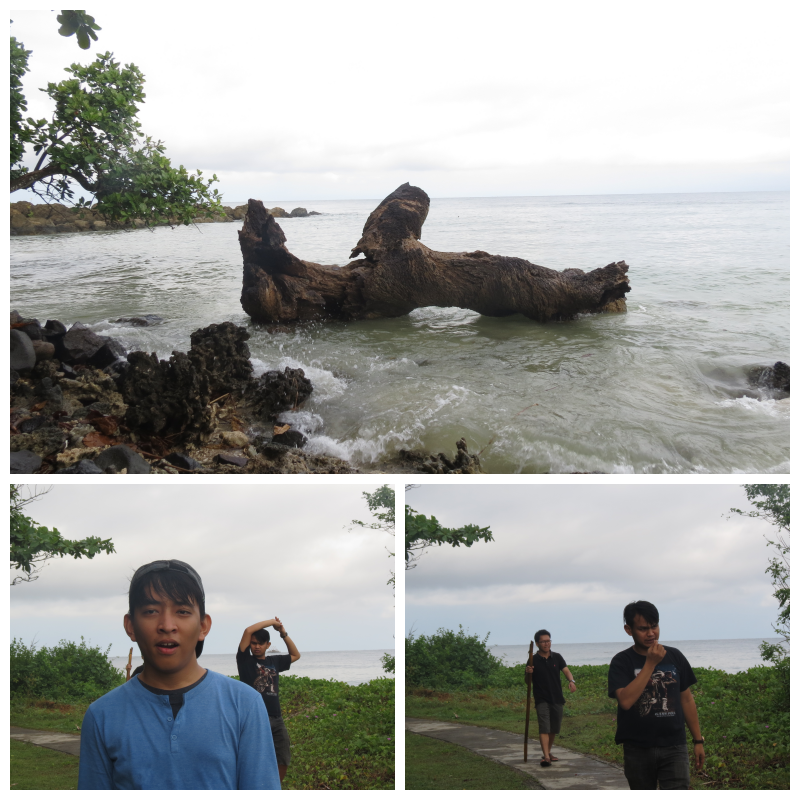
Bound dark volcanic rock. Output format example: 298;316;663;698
272;428;307;448
18;415;49;434
747;361;790;394
94;444;151;474
56;459;104;474
188;321;253;397
400;437;483;474
11;449;42;474
60;324;127;368
114;315;164;327
164;452;203;471
249;367;313;419
216;453;248;467
11;330;36;371
119;351;212;440
44;319;68;337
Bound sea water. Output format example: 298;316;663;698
489;638;785;674
10;191;788;473
110;648;393;685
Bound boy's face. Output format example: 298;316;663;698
250;636;269;659
536;634;552;654
124;587;211;675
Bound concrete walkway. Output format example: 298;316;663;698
11;727;81;757
406;717;629;790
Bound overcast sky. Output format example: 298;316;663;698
10;484;395;656
11;3;788;203
405;484;785;645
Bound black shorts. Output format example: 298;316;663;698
270;716;291;766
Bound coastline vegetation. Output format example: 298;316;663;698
10;639;393;790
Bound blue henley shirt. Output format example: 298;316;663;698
77;669;281;789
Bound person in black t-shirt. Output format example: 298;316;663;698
608;600;705;790
524;629;577;766
237;617;301;783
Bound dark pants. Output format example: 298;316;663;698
270;716;292;766
623;743;690;790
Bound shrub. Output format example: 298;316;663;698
406;625;504;690
10;637;124;702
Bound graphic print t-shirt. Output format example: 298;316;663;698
236;650;292;717
607;645;696;747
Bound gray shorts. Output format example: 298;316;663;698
535;702;564;734
270;716;291;766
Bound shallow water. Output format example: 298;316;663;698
10;191;789;473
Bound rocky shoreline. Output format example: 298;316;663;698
10;201;321;236
10;311;484;474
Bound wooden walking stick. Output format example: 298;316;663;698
125;647;133;682
523;640;534;763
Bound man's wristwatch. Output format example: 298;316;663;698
280;631;288;639
693;737;705;745
568;680;576;684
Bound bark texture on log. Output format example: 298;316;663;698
240;183;630;324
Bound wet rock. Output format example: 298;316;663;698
272;429;307;448
94;444;151;474
188;321;253;397
400;437;483;474
119;351;212;440
60;324;126;368
164;452;203;471
11;330;36;371
114;315;164;327
216;453;248;467
44;319;68;337
249;367;313;419
748;361;790;394
11;450;42;474
56;459;104;474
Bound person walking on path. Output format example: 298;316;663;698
524;629;577;767
237;617;301;783
78;560;281;790
608;600;705;790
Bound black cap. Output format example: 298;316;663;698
130;560;207;657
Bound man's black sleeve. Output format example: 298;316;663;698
273;654;292;672
236;648;255;684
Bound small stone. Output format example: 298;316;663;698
164;452;203;471
216;453;248;467
11;450;42;474
221;430;249;448
94;444;151;474
55;459;104;474
31;340;55;362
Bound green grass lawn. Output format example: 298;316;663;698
11;675;394;790
405;731;542;790
10;739;79;790
406;664;789;790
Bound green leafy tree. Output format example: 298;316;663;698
56;10;101;50
405;486;493;569
10;28;223;227
730;484;789;661
352;485;395;591
10;485;115;585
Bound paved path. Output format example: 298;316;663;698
406;717;629;790
11;727;81;757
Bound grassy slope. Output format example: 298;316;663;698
11;675;394;791
406;664;789;790
405;731;542;790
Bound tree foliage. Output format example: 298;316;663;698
56;11;101;50
9;30;223;227
405;490;493;569
730;484;789;696
10;485;115;585
352;485;395;591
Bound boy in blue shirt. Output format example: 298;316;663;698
78;559;281;790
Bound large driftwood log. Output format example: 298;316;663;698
240;183;630;324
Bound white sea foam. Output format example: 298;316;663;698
716;396;789;418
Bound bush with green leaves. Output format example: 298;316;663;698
10;637;124;702
406;625;505;689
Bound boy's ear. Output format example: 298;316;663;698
198;614;212;641
123;613;137;642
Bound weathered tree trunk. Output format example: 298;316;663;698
239;183;630;324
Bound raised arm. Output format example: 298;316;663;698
273;617;301;662
614;643;666;710
238;619;278;652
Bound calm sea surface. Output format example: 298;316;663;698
110;648;393;685
10;191;789;473
489;638;785;674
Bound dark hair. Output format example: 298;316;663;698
534;629;551;644
128;570;207;658
251;628;271;644
623;600;659;628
